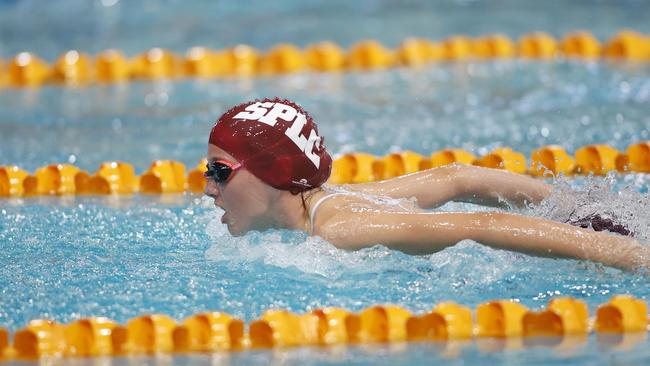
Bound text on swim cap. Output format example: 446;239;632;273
233;102;322;168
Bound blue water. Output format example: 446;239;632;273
2;1;650;365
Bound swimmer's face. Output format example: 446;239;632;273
205;144;276;236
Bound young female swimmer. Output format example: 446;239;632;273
204;98;650;272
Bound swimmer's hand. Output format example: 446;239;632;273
318;210;650;273
343;163;552;209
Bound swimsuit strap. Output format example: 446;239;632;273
309;192;348;235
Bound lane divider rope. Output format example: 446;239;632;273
1;142;648;197
0;295;647;360
0;30;649;88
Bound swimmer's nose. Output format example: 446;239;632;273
204;179;220;199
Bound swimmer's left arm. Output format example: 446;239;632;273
343;163;552;209
319;211;650;272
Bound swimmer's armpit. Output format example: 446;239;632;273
318;210;650;272
343;163;552;210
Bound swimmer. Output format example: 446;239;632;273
205;98;650;272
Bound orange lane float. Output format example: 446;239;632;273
124;314;177;354
473;147;527;174
616;141;650;173
372;151;425;180
64;317;122;357
518;32;558;59
442;35;474;60
23;164;82;196
595;295;648;333
186;159;208;193
603;30;650;61
406;302;473;341
249;310;320;348
50;50;93;85
304;41;346;72
184;47;222;79
139;160;186;194
522;298;589;337
574;144;620;175
130;48;183;80
473;34;516;59
329;152;378;184
560;31;601;60
311;307;359;345
96;49;130;83
476;300;529;338
13;320;67;359
356;305;411;343
420;149;477;170
0;166;29;197
172;312;244;352
346;40;395;70
221;45;260;77
7;52;50;87
258;44;307;75
397;38;444;66
530;145;576;177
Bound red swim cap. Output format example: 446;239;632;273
209;98;332;193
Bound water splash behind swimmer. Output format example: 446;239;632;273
530;172;650;241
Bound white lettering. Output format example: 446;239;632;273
233;101;273;121
284;112;308;151
258;103;297;127
303;130;321;168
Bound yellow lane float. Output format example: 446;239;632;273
595;295;648;333
0;166;29;197
130;48;183;80
372;151;425;180
574;144;620;175
50;50;93;85
474;34;516;59
64;317;121;357
476;300;529;338
442;35;474;60
560;31;601;60
407;302;472;340
311;307;359;345
420;149;476;170
522;298;589;337
8;52;50;87
184;47;222;79
221;45;259;77
172;312;244;352
13;320;66;359
22;164;81;196
258;44;307;75
139;160;186;194
346;40;394;70
618;141;650;173
518;32;558;59
125;314;177;354
96;49;130;83
187;159;208;193
473;147;527;174
305;41;345;72
530;145;575;177
356;305;411;343
329;153;378;184
249;310;319;348
603;30;650;61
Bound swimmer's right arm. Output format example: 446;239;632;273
343;163;553;209
319;211;650;272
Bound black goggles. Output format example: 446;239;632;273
204;160;241;184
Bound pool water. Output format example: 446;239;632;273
2;0;650;365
